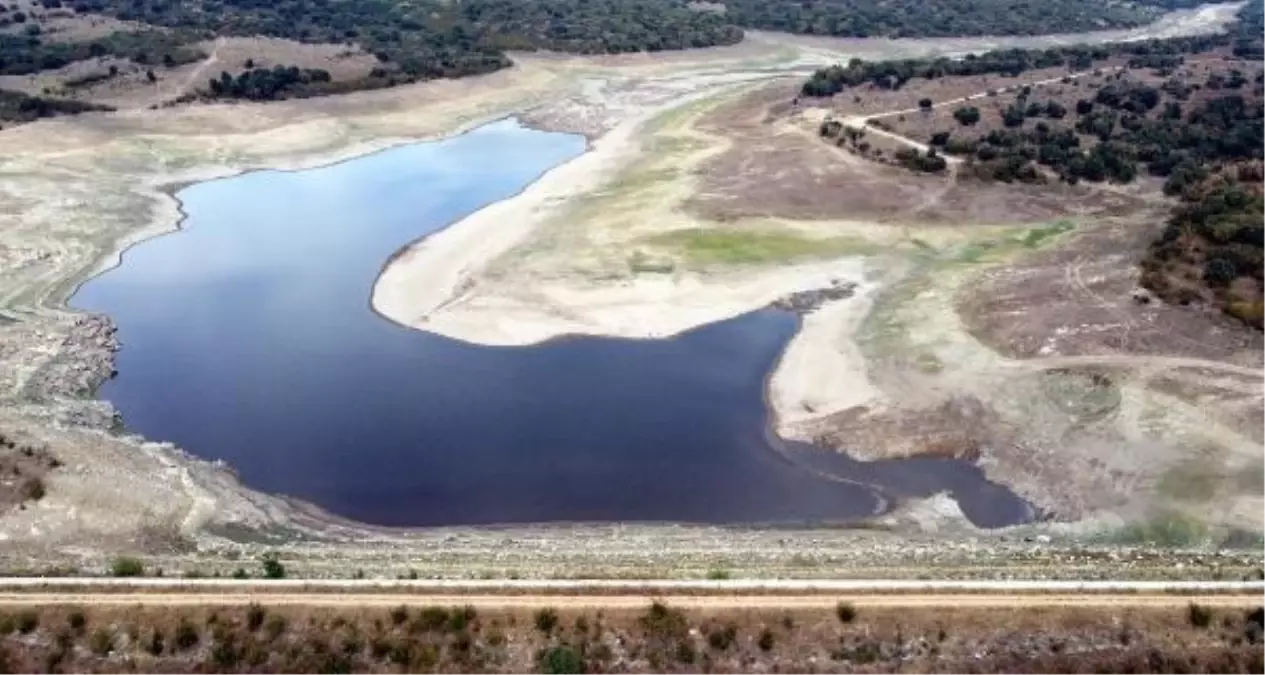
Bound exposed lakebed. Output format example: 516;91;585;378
72;119;1031;528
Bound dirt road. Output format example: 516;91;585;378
0;592;1257;609
0;579;1258;608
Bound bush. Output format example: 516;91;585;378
535;608;559;635
89;629;112;655
246;603;266;631
919;97;933;108
415;606;448;631
674;640;697;663
20;477;44;501
1188;602;1213;628
836;601;857;623
707;623;737;650
260;552;285;579
174;619;199;651
705;568;731;580
146;630;165;656
539;645;584;674
67;610;86;634
264;614;287;640
758;626;775;651
110;556;144;577
446;605;476;633
641;601;688;639
15;610;38;634
389;605;410;626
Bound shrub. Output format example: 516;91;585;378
15;610;38;634
641;601;688;639
246;603;266;631
389;605;410;626
264;614;287;640
705;568;731;580
415;606;448;631
919;97;933;108
1188;602;1213;628
260;552;285;579
446;605;477;633
674;640;697;664
20;477;44;501
758;627;775;651
174;619;199;650
836;601;857;623
707;623;737;650
535;608;559;635
89;629;112;655
539;645;584;674
110;556;144;577
66;610;86;634
146;630;165;656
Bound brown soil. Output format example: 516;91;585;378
0;431;58;514
959;214;1264;364
687;83;1144;224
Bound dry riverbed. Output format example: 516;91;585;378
0;4;1258;575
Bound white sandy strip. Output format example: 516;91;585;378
371;102;883;437
370;116;640;336
768;281;882;436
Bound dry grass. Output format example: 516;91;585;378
0;601;1258;672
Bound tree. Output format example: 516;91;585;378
953;105;981;126
918;97;932;109
260;552;285;579
145;69;156;82
1075;98;1093;114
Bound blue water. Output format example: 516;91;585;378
71;119;1031;528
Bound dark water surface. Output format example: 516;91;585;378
72;119;1031;528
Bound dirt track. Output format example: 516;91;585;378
0;592;1258;609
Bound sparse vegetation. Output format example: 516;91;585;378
0;601;1250;672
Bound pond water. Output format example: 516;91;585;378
72;119;1032;528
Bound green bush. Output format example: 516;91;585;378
539;645;584;674
260;552;285;579
110;556;144;577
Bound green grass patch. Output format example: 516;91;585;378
647;228;874;266
1104;512;1211;547
1018;220;1076;248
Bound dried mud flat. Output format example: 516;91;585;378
0;4;1259;576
